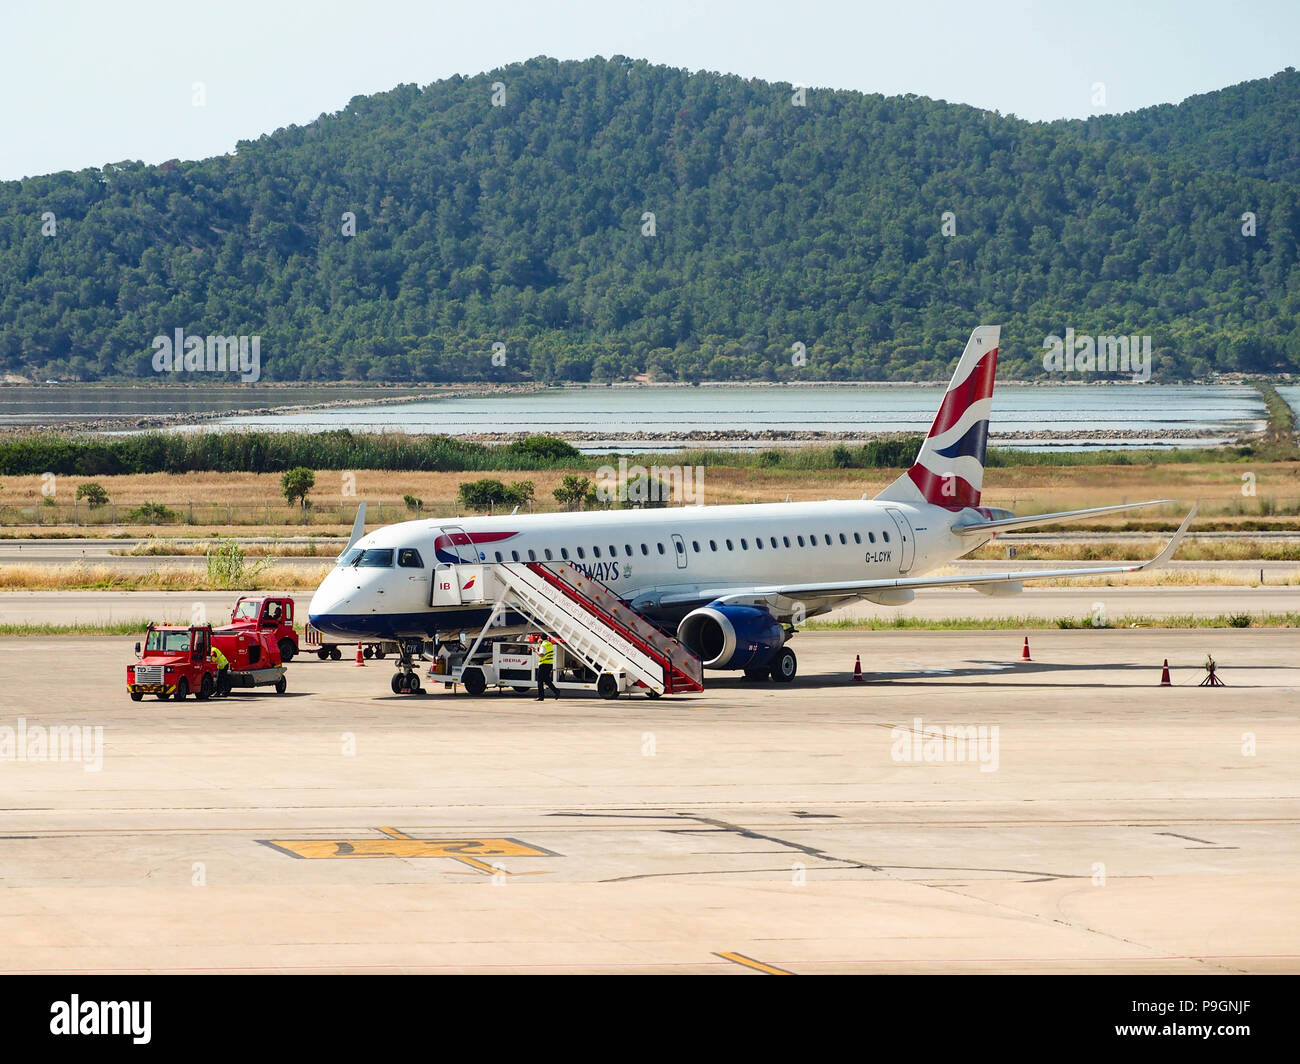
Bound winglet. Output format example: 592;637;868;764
1132;505;1196;571
338;502;367;560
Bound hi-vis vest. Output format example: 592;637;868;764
538;640;555;666
211;647;229;669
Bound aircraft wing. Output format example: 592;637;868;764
952;499;1173;536
654;506;1196;611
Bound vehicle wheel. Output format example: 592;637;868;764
196;674;214;701
597;673;619;700
363;645;373;659
156;691;171;701
390;673;404;695
743;666;769;682
374;648;386;660
329;646;342;661
174;678;189;701
317;648;329;661
129;691;144;702
279;639;296;663
462;668;487;696
275;676;287;694
645;688;662;699
770;647;797;683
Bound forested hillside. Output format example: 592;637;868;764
1;58;1297;383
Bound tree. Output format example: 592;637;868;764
458;478;511;512
76;482;109;509
281;467;315;508
553;475;593;511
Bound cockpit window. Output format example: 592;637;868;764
357;548;395;567
339;548;364;566
397;548;423;568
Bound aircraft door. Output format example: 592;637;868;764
884;508;916;574
670;533;688;569
437;525;479;564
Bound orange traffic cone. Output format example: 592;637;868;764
1160;659;1171;686
852;655;863;682
1021;637;1032;662
354;645;366;667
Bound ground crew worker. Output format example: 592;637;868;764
211;645;231;695
536;637;560;701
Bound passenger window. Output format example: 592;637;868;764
692;540;700;552
675;540;684;553
657;543;665;555
755;538;763;550
494;551;503;562
544;548;553;560
882;531;891;543
593;546;601;558
561;548;569;560
625;545;633;556
797;536;805;547
740;538;748;550
868;532;875;544
640;543;649;556
709;540;717;551
511;550;519;562
783;536;791;548
770;537;778;548
397;548;423;568
853;533;861;544
725;539;733;550
839;533;847;545
577;547;585;559
609;545;617;557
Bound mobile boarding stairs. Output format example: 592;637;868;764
431;561;704;699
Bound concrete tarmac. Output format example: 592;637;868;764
3;583;1296;627
0;628;1296;973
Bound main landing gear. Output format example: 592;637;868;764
743;646;797;683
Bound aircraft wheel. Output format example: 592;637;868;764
390;673;403;695
770;647;797;683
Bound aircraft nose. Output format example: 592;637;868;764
307;571;353;634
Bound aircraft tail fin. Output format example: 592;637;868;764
875;325;1000;509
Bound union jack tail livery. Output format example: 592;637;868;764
876;325;1000;509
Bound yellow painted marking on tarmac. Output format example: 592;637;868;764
261;833;556;866
715;951;794;975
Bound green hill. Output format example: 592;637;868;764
1;57;1297;383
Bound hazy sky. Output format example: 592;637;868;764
3;0;1296;180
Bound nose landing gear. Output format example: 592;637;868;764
390;638;426;695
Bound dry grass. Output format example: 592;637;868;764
3;461;1300;536
0;562;330;591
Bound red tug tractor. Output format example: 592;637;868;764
127;621;287;701
226;595;299;662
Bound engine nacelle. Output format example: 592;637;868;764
676;603;784;671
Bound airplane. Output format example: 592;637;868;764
307;325;1195;684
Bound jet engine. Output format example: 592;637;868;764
676;603;784;671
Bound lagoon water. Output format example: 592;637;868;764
209;383;1264;452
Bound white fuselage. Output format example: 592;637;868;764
306;498;991;642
